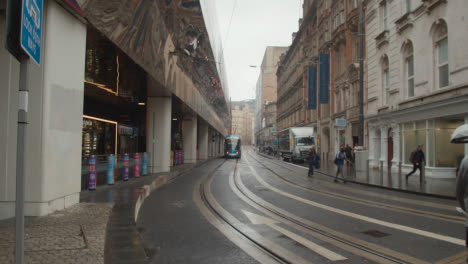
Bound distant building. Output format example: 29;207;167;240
255;46;288;149
365;0;468;178
232;100;255;145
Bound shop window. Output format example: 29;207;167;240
435;119;464;167
403;122;425;165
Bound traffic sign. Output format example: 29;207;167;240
20;0;43;65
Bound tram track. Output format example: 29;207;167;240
195;153;461;263
194;160;313;264
246;150;463;224
196;159;425;263
231;157;431;264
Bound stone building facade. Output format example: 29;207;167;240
277;0;364;161
365;0;468;178
232;100;255;145
255;46;288;149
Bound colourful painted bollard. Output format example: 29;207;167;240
134;153;141;177
141;152;148;176
122;154;129;181
88;156;97;190
106;154;115;185
181;151;184;164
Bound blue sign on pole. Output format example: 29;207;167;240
20;0;43;65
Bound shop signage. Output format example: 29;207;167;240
335;119;347;128
21;0;43;65
118;125;134;136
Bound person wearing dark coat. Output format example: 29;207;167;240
307;147;318;177
406;145;425;181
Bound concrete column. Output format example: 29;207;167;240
209;129;214;158
2;1;87;218
146;97;172;173
391;124;401;172
368;126;376;167
0;13;20;219
183;115;197;163
380;127;388;171
197;122;208;160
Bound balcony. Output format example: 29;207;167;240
375;30;389;49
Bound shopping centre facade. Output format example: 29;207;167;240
0;0;229;219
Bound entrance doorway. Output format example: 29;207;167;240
387;128;393;169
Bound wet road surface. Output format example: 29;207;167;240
137;147;466;263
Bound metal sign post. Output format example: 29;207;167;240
5;0;43;263
15;58;29;264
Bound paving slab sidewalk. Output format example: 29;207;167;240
0;160;210;264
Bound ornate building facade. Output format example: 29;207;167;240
277;0;363;161
365;0;468;178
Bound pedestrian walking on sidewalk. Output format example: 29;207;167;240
307;147;319;177
345;144;353;167
334;148;346;183
406;145;425;181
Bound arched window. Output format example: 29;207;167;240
401;40;414;97
431;20;449;88
381;55;390;105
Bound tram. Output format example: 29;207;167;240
224;135;241;159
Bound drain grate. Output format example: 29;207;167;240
361;230;390;238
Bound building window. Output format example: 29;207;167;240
402;40;414;97
438;38;449;88
432;20;449;89
382;1;388;30
381;55;390;105
407;55;414;97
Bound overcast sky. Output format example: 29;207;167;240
213;0;303;101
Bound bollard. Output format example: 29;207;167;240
106;154;115;185
122;154;130;181
134;153;141;177
171;151;174;167
181;151;184;164
88;155;97;190
142;152;148;176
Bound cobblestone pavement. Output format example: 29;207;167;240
0;203;113;264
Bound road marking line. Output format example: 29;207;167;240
245;157;465;246
195;161;314;264
232;167;430;264
243;210;347;261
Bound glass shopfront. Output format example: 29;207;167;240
81;25;147;188
401;117;465;168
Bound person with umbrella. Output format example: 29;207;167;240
453;124;468;257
